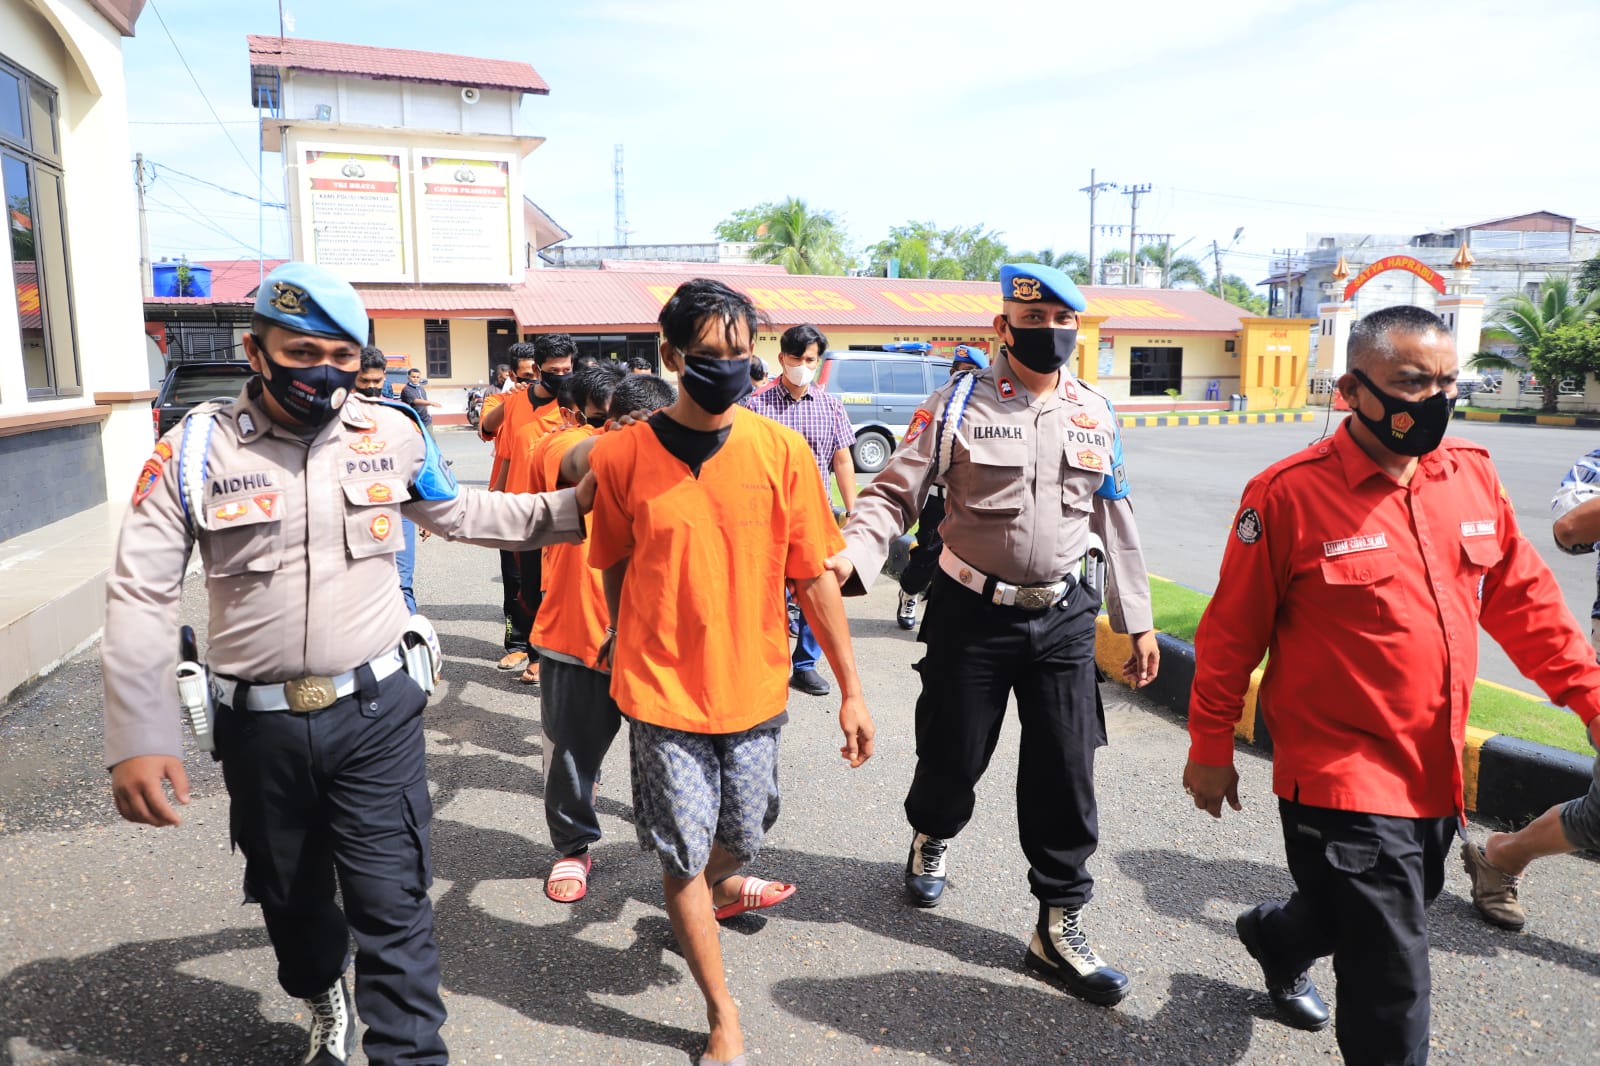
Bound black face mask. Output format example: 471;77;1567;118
538;370;569;393
586;414;609;429
680;354;753;414
1005;324;1079;374
356;386;384;398
1350;368;1454;457
258;346;357;426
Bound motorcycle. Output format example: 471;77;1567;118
465;384;489;429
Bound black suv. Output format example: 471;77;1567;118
817;347;954;473
152;361;255;439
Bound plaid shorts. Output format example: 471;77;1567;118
629;718;782;880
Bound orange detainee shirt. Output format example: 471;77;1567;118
1188;424;1600;819
499;395;566;493
588;408;844;734
529;426;607;665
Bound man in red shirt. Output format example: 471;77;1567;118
1184;305;1600;1065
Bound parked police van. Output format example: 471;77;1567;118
816;343;964;473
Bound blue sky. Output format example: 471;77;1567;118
125;0;1600;284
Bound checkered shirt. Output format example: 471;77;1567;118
741;384;857;489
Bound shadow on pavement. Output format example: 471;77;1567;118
0;927;298;1066
771;970;1257;1066
428;820;704;1061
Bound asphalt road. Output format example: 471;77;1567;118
1122;415;1599;693
1;425;1597;1065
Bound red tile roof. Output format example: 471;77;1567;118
510;269;1250;334
247;35;549;95
598;259;790;274
148;260;1252;334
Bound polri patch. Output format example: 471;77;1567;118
905;408;933;445
998;378;1016;399
350;434;386;456
1461;519;1496;537
1071;412;1098;430
153;440;174;463
254;494;279;518
131;460;162;506
1235;507;1263;544
1076;449;1105;471
370;514;392;540
367;482;393;504
215;501;249;522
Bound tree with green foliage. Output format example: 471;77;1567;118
713;198;851;275
1136;242;1208;288
1216;274;1268;315
1472;275;1600;412
1010;248;1090;285
1575;256;1600;299
866;221;1010;281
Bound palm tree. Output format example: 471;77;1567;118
748;197;850;275
1473;275;1600;412
1136;242;1207;288
1011;248;1090;285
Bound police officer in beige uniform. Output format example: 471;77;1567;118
103;263;590;1066
829;263;1159;1007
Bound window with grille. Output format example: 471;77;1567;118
424;319;451;377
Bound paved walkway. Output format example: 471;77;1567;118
2;542;1597;1064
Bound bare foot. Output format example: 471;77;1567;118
703;1001;743;1063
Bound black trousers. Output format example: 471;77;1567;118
1260;799;1457;1066
216;669;447;1066
500;548;534;653
898;493;946;597
905;570;1105;907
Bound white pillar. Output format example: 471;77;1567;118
1434;294;1486;366
1317;300;1356;375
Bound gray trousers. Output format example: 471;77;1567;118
539;655;624;856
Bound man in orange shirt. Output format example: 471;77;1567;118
1184;306;1600;1064
483;336;573;684
479;344;539;674
527;364;672;903
577;279;874;1066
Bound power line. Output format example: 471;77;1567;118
147;189;261;256
131;119;258;126
146;0;270;199
151;161;285;209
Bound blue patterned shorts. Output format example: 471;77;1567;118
629;718;782;880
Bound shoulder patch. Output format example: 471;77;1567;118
131;459;163;506
905;408;933;444
1234;507;1263;544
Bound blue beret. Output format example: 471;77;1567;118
999;263;1087;312
952;344;989;370
253;262;369;345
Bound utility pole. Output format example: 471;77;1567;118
1079;169;1115;284
1143;232;1174;287
1122;184;1151;286
1212;240;1224;296
612;144;629;246
133;153;153;298
1273;248;1301;317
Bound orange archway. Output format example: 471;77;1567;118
1343;255;1447;301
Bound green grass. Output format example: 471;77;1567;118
1147;575;1593;755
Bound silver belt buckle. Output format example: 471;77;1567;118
283;675;337;713
1014;585;1057;611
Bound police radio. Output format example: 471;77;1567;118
176;625;215;753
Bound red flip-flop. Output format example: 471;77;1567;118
545;853;591;903
713;875;796;921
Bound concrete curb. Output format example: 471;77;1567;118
1094;617;1593;826
1454;408;1600;429
1117;411;1318;428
